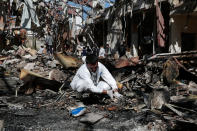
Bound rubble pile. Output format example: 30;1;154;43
0;46;75;95
0;47;197;130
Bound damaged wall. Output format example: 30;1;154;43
169;13;197;53
107;18;123;52
131;23;138;57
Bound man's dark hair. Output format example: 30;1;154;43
86;54;98;64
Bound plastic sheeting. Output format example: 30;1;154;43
20;0;40;29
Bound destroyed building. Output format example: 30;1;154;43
82;0;197;57
169;0;197;53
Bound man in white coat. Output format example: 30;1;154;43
70;54;122;99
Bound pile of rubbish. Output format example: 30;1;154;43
0;46;197;130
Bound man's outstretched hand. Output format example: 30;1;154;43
104;89;123;99
107;90;114;99
113;92;123;99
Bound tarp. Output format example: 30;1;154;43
20;0;40;29
155;0;165;47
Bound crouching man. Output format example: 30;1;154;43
70;54;122;99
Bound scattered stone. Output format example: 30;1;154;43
16;46;26;56
8;103;24;110
26;48;37;56
151;88;170;110
16;61;27;69
24;63;35;71
125;92;135;98
46;60;56;68
22;54;32;59
80;113;104;124
3;59;20;65
28;55;37;61
48;69;67;82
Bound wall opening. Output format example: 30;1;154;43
181;33;196;51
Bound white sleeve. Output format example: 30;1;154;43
100;63;118;90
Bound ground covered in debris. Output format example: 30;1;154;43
0;95;159;130
1;89;197;131
1;47;197;130
0;92;174;131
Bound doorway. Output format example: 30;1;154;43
181;33;196;51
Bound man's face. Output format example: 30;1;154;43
87;62;98;72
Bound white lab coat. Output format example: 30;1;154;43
70;62;118;93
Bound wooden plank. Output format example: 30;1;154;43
54;53;82;68
165;103;184;117
20;69;62;93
